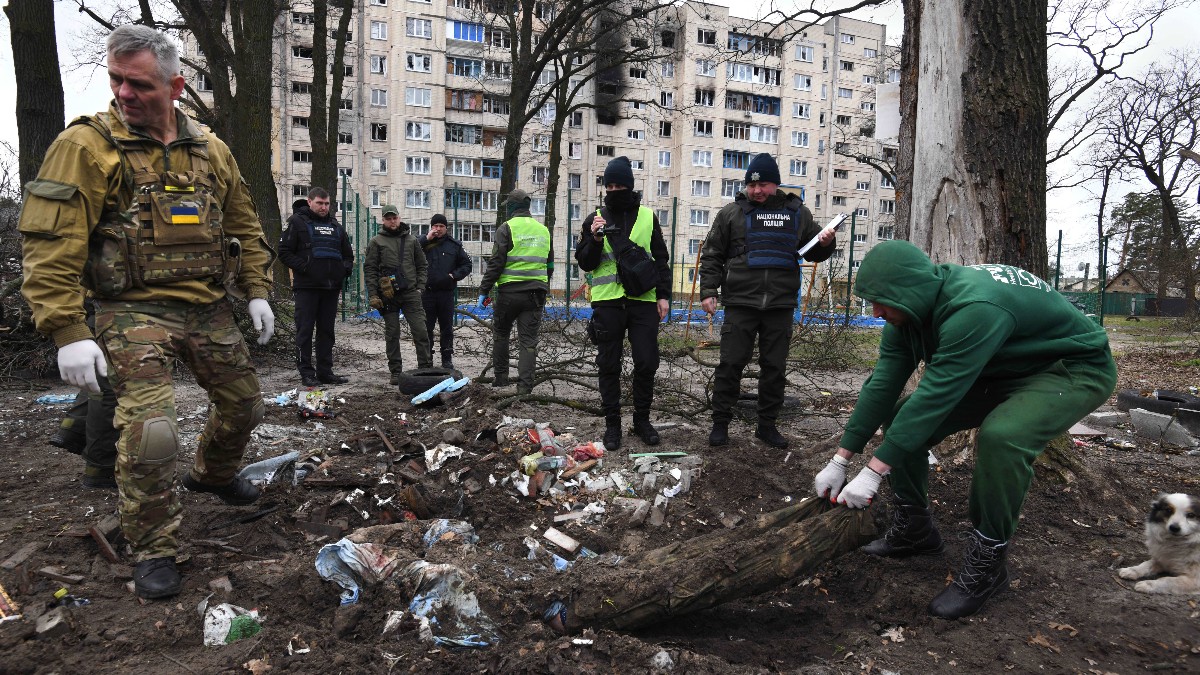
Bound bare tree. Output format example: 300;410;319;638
5;0;66;188
304;0;354;193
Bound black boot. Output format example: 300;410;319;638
862;502;945;557
182;473;261;506
709;421;729;446
603;415;622;451
928;530;1010;620
134;557;181;599
632;415;660;445
754;422;789;449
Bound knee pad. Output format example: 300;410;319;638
138;416;179;465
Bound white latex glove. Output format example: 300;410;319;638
814;454;850;500
58;339;107;394
837;467;883;509
248;298;275;345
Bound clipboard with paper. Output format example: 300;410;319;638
797;213;848;259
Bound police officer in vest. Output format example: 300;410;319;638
575;156;672;450
477;189;551;395
280;187;354;387
699;154;836;449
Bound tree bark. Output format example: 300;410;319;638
4;0;65;188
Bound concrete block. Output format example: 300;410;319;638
1130;408;1199;447
36;607;72;639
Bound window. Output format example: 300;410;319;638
693;119;713;137
863;75;876;85
658;150;671;167
291;81;311;94
629;66;647;80
696;59;716;77
841;33;855;44
657;180;670;197
338;132;353;144
371;21;388;40
445;157;481;176
659;121;673;137
370;88;388;107
292;46;314;60
568;142;582;159
532;166;548;184
697;29;716;45
371;157;388;175
369;55;387;74
484;59;511;80
838;87;853;98
655;208;670;224
695;88;715;106
482;160;503;179
796;45;814;62
833;169;848;180
292;11;314;24
724;121;750;140
407;18;433;38
405;121;431;141
292;150;311;163
794;74;812;91
750;125;778;144
406;190;430;209
292;116;309;128
855;207;869;217
887;68;901;83
371;0;387;5
791;131;810;147
690;209;710;226
861;101;876;112
370;123;388;141
448;19;484;41
661;62;675;78
840;60;855;72
406;156;431;174
406;53;432;73
692;150;712;167
856;180;871;191
339;98;353;111
403;87;430;107
722;150;750;169
660;92;674;109
661;30;675;47
484;95;511;115
487;28;511;49
879;199;896;214
370;189;387;208
836;114;852;125
789;159;807;176
821;84;828;100
446;123;483;144
630;159;644;170
568;111;584;128
877;225;894;240
880;175;894;188
728;62;753;82
628;129;645;141
724;93;781;115
687;239;702;256
793;103;811;119
817;167;823;180
864;47;878;58
337;167;352;179
721;179;743;198
596;144;615;157
530;198;546;216
568;173;582;189
832;196;847;206
814;195;821;207
691;180;711;197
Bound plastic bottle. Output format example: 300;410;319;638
51;588;90;608
535;456;569;472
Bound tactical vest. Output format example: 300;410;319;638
304;218;345;261
744;206;801;269
497;217;550;286
590;206;656;302
78;112;236;298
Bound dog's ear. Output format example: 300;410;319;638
1149;494;1174;523
1188;495;1200;519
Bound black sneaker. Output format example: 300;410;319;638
82;467;117;490
755;423;789;449
182;473;261;506
441;359;455;370
709;422;729;447
301;374;320;387
632;419;660;445
50;429;86;455
318;373;349;384
134;557;181;599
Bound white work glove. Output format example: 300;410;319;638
58;339;107;394
248;298;275;345
837;467;883;509
814;454;851;500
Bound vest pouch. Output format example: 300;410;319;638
614;241;657;297
138;187;225;285
84;220;134;298
223;237;245;300
149;188;213;246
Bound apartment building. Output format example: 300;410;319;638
189;0;898;301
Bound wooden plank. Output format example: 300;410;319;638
1;542;39;570
88;524;121;564
37;567;85;584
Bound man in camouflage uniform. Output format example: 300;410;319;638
365;205;431;384
18;25;275;600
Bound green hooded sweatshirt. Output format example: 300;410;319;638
840;240;1112;467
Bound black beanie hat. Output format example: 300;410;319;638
430;213;448;227
745;153;781;185
602;156;635;190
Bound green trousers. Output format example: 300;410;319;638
884;351;1117;541
492;289;545;392
383;290;432;375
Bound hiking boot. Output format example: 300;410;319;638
82;466;117;490
301;374;320;387
441;359;455;370
50;428;85;455
754;422;789;449
134;557;181;599
182;473;261;506
491;377;511;388
603;415;622;452
389;373;400;386
862;502;945;557
632;417;660;445
709;421;729;447
928;530;1010;619
318;373;349;385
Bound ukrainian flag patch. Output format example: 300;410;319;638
170;205;200;224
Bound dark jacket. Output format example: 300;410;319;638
839;240;1114;466
575;193;672;304
364;222;428;300
698;190;830;310
279;206;353;290
419;234;473;292
479;208;552;296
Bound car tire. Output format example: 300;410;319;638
397;367;464;395
1115;388;1200;415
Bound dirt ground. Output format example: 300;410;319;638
1;321;1199;674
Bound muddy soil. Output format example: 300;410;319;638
1;324;1198;674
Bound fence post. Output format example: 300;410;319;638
1054;229;1062;290
844;213;856;325
1099;235;1109;326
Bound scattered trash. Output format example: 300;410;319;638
202;602;263;646
422;520;478;548
1104;437;1137;450
403;560;499;647
298;390;336;419
35;393;76;405
412;377;456;405
271;389;298;406
50;588;90;608
0;581;20;622
425;443;463;471
239;451;302;485
314;538;405;605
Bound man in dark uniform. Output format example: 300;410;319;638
280;187;354;387
699;153;836;449
574;156;672;451
419;214;472;369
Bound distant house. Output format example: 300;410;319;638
1104;269;1152;295
1061;277;1101;292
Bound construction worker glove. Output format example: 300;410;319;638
58;339;107;394
837;467;883;509
814;454;850;501
248;298;275;345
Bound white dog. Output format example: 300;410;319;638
1118;493;1200;594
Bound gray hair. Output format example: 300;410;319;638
107;25;181;85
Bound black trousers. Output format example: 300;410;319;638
294;288;340;377
422;289;457;362
589;299;660;419
711;306;794;424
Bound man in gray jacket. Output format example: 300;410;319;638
365;205;431;384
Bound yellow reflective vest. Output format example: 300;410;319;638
497;216;550;286
589;206;656;302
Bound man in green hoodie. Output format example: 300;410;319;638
813;240;1116;619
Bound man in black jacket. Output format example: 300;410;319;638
279;187;354;387
575;156;672;450
419;214;473;369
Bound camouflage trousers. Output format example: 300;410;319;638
95;298;264;562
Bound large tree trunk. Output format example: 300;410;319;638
4;0;65;188
899;0;1048;276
